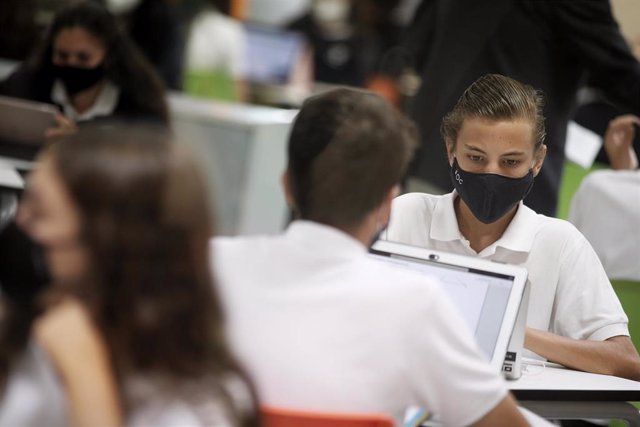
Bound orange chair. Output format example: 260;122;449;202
261;406;395;427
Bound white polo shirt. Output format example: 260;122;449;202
386;192;629;343
186;9;246;79
569;170;640;281
212;220;507;426
51;80;120;122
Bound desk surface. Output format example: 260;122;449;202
509;365;640;401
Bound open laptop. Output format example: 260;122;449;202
0;95;58;166
369;240;529;378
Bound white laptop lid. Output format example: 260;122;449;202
369;240;528;373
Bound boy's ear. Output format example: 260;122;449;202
445;139;456;166
532;144;547;177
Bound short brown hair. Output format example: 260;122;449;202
441;74;546;150
287;88;418;230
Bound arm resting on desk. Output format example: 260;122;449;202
525;328;640;381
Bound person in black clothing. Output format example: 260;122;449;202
403;0;640;217
126;0;186;90
0;2;169;154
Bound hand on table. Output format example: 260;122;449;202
45;112;77;139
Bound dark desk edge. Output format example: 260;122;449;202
513;389;640;401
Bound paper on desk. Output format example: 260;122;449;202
0;167;24;189
564;121;603;169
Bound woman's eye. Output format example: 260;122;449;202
77;52;91;63
468;155;483;162
503;159;521;167
54;51;69;62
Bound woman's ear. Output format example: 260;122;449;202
445;139;456;166
532;144;547;177
281;170;296;210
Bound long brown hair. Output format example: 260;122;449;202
46;124;256;425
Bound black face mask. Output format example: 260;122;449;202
0;221;51;305
450;158;535;224
52;64;105;96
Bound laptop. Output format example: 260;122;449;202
369;240;529;378
0;95;57;146
0;95;58;166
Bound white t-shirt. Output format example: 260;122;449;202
212;220;507;426
126;374;252;427
0;340;68;427
569;169;640;281
386;192;629;343
185;9;246;78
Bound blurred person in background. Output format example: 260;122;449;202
0;0;40;61
402;0;640;217
14;125;257;426
287;0;405;90
288;0;365;86
123;0;187;90
569;115;640;282
183;0;248;101
0;1;169;159
573;37;640;167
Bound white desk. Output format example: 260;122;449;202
510;366;640;425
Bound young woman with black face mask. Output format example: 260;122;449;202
12;125;257;427
386;74;640;381
0;2;168;153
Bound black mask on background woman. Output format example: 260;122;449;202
53;64;105;96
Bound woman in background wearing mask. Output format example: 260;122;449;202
0;2;168;145
385;74;640;380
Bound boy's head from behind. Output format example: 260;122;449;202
285;88;417;232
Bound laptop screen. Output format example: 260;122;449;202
369;240;527;371
244;25;305;84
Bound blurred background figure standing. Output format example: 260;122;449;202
401;0;640;217
183;0;248;101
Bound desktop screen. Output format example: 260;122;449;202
244;25;305;84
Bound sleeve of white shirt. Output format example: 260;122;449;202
401;283;508;426
551;224;629;341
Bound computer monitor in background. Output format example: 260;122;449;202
244;24;306;85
